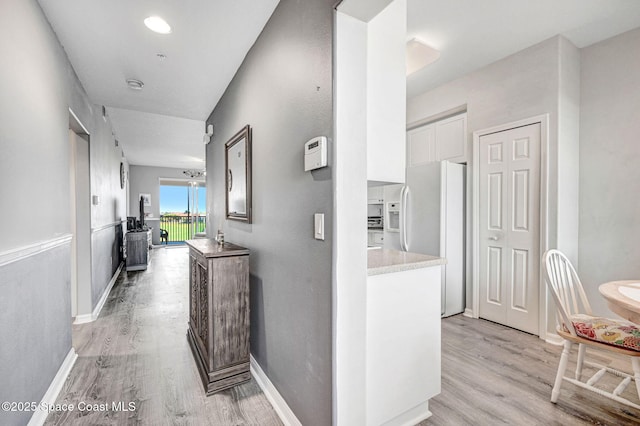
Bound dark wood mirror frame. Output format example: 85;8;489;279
225;125;252;223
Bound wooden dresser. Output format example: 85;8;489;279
185;238;250;395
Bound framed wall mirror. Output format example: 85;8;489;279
225;125;252;222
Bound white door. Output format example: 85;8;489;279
478;123;540;334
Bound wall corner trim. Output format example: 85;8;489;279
27;348;78;426
0;234;73;268
462;308;475;318
73;261;123;324
250;355;302;426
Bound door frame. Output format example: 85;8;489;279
471;114;549;339
69;108;92;320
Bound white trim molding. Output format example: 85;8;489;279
463;308;474;318
0;234;73;268
74;262;123;324
250;355;302;426
472;114;550;340
91;220;125;234
27;348;77;426
68;107;90;135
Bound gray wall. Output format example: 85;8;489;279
128;165;204;244
0;245;72;426
578;27;640;316
88;108;127;314
0;1;125;422
0;3;74;423
0;0;70;251
205;0;334;423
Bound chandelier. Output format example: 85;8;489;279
183;169;205;178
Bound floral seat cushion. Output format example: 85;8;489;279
569;314;640;352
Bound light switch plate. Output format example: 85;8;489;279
314;213;324;240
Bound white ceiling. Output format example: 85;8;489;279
38;0;279;169
106;107;205;170
407;0;640;98
38;0;640;169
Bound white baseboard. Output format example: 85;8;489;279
463;308;475;318
27;348;77;426
384;400;431;426
73;313;93;325
545;332;564;346
250;355;301;426
73;262;123;325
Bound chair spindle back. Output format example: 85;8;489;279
543;249;593;336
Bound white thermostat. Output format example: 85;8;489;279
304;136;328;171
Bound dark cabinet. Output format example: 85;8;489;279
126;229;151;271
185;239;250;395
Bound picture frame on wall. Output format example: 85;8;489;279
225;125;252;223
139;193;151;207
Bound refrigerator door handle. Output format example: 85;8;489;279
400;185;409;251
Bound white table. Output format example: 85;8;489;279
599;280;640;325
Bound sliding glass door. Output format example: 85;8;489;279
159;181;206;243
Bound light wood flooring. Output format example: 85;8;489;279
46;245;640;425
423;315;640;425
45;246;282;426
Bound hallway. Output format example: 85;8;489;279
45;247;281;425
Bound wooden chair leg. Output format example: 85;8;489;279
552;341;572;403
576;343;586;381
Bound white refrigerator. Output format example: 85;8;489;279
400;160;465;317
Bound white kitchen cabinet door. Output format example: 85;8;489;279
373;232;384;245
408;124;436;167
436;113;467;163
367;231;384;247
407;113;467;168
366;0;406;184
367;185;384;202
367;265;441;424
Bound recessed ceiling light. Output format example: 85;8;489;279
144;16;172;34
126;79;144;90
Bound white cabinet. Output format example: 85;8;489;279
408;124;436;166
372;232;384;245
408;113;467;167
368;231;384;247
367;186;384;203
366;0;407;184
436;114;467;163
367;265;442;424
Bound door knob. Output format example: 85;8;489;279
489;236;498;241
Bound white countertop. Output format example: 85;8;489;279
367;248;446;276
